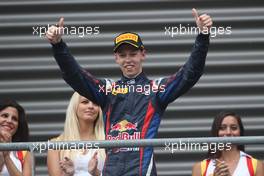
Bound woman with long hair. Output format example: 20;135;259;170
192;111;263;176
47;92;105;176
0;99;31;176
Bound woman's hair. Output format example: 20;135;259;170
0;99;29;142
57;92;105;161
207;111;245;159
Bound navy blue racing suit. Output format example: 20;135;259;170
51;33;209;176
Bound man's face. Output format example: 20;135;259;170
114;44;146;78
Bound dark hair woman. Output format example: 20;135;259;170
192;111;263;176
0;99;31;176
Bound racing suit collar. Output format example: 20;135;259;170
121;72;146;84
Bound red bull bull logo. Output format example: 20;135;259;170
107;120;140;140
110;120;138;132
110;123;122;132
107;120;140;152
125;122;138;131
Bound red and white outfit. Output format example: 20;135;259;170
201;151;257;176
0;151;23;176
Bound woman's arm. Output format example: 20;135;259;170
0;152;5;171
192;162;201;176
47;150;62;176
1;131;23;175
88;151;101;176
256;160;264;176
4;152;23;176
22;152;32;176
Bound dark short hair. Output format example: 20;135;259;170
207;111;244;159
0;99;29;142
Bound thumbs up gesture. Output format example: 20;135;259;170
46;17;64;44
192;8;213;34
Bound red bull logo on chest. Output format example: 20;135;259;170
107;120;141;152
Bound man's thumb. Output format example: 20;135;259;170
58;17;64;28
192;8;199;21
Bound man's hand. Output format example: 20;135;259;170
46;17;64;44
192;8;213;34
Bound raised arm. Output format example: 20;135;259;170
156;9;212;108
46;18;107;107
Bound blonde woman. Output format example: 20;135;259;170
47;92;105;176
